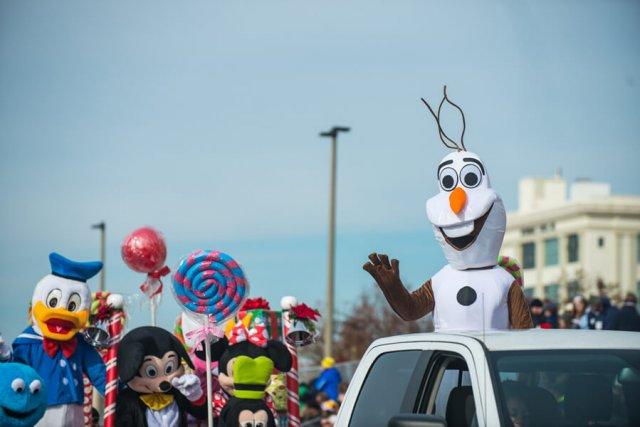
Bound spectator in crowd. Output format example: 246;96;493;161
312;357;342;401
337;382;348;405
571;295;589;329
530;299;546;328
601;296;620;330
558;310;574;329
543;301;558;329
614;293;640;332
301;401;321;424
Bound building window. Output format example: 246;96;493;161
524;288;535;299
598;237;605;248
567;280;581;299
522;227;534;236
568;234;579;263
522;242;535;269
544;238;559;266
544;284;560;303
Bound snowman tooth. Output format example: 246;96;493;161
441;221;474;238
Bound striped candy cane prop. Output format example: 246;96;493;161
83;376;93;426
280;297;301;427
172;250;249;427
104;310;124;427
88;292;126;427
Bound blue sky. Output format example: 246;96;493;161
1;0;639;341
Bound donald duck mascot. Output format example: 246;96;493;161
364;87;532;331
12;253;106;426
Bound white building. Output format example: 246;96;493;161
501;176;640;302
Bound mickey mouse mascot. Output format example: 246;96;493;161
364;88;532;331
12;252;106;426
115;326;207;427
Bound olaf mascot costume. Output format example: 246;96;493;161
364;87;532;331
12;253;106;427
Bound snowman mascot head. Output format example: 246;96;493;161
423;87;506;271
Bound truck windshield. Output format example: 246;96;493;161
490;350;640;427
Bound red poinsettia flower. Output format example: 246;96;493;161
94;304;113;322
291;304;321;321
242;297;271;311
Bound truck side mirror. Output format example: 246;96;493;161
388;413;447;427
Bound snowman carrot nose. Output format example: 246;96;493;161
449;187;467;214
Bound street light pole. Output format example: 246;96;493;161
90;221;106;418
319;126;350;358
91;222;106;292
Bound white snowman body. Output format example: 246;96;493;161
431;264;514;331
424;150;513;332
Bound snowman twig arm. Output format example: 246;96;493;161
364;253;434;321
507;281;533;329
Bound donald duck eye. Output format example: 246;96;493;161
46;289;62;308
29;379;41;394
438;167;458;191
460;163;482;188
67;293;81;311
11;378;25;393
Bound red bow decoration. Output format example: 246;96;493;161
228;319;268;348
43;337;77;358
140;266;170;298
241;297;271;311
290;304;321;322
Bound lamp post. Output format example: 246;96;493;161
319;126;350;358
90;221;106;419
91;222;106;291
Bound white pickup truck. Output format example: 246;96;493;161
336;329;640;427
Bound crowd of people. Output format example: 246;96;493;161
528;291;640;331
297;357;348;427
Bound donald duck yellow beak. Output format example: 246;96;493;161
31;253;102;342
32;302;88;341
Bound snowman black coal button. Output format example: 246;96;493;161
456;286;477;306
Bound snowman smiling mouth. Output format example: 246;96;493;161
440;204;493;250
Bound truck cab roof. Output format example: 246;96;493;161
369;329;640;351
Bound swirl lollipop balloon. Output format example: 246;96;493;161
172;249;248;427
172;249;248;323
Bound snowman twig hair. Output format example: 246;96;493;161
421;86;467;151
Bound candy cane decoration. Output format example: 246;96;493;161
281;306;301;427
83;376;93;426
103;310;124;427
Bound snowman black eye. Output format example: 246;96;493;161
438;167;458;191
460;164;482;188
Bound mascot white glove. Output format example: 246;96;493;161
171;374;203;401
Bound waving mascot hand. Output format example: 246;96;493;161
12;253;106;426
0;363;47;427
364;87;532;331
115;326;208;427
